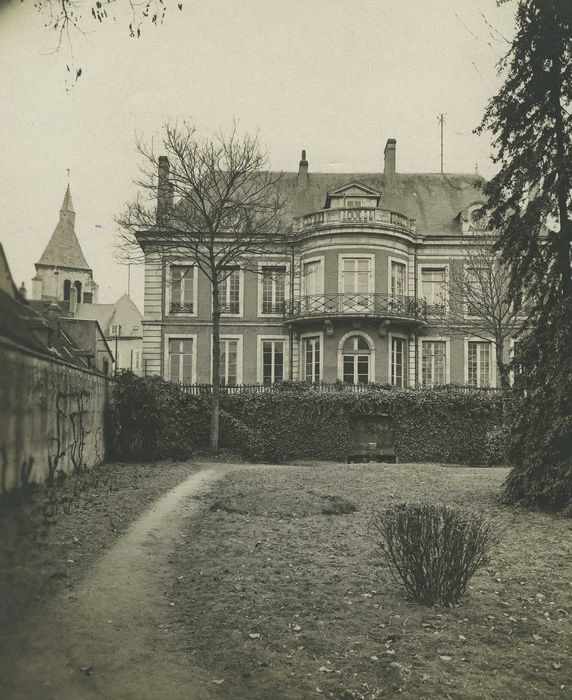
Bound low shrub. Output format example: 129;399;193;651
483;424;509;466
370;502;501;606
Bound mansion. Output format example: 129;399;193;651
139;140;507;388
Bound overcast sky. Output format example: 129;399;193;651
0;0;515;310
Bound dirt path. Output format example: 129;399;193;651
2;464;246;700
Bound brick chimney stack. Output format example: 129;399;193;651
297;149;309;187
157;156;173;224
384;139;396;177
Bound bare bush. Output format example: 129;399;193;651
371;502;501;606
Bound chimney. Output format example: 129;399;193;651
69;286;78;315
18;282;27;300
157;156;172;223
384;139;396;177
297;149;309;187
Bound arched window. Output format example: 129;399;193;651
342;335;371;384
74;280;82;303
63;279;71;301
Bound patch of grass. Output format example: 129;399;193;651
170;464;572;699
321;495;358;516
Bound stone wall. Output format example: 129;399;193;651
0;342;111;493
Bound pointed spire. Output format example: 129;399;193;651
60;184;74;214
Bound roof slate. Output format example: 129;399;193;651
37;186;91;270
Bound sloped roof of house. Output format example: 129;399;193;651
36;185;91;270
74;293;143;338
275;171;485;235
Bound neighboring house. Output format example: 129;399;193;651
138;140;515;388
30;185;143;374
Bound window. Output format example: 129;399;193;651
465;268;484;317
342;335;371;384
421;268;446;310
303;337;321;383
303;259;322;296
110;324;120;336
133;350;141;371
347;198;364;208
219;338;239;386
421;340;447;386
74;280;82;302
342;257;371;294
391;261;406;297
83;292;93;304
391;337;406;387
63;279;71;301
220;268;241;314
261;340;284;385
170;265;194;314
468;341;492;387
262;266;286;314
169;338;193;383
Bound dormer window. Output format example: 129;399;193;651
347;198;366;208
325;181;381;209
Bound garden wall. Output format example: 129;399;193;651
0;344;111;493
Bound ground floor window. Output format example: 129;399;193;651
391;337;406;387
262;339;284;385
303;337;320;383
219;338;238;386
468;341;491;387
342;335;370;384
169;338;193;383
421;340;446;386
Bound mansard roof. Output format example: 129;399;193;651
277;172;484;235
37;185;91;270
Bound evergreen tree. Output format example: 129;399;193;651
478;0;572;510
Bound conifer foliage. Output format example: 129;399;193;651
478;1;572;509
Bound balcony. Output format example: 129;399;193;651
285;294;427;323
294;207;415;234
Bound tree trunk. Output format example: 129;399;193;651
496;338;511;389
211;281;221;454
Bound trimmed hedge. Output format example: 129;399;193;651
110;373;505;465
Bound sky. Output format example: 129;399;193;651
0;0;516;310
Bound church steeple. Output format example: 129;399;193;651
32;185;98;304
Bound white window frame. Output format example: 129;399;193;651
337;330;376;383
464;337;497;388
257;335;289;384
165;262;198;318
210;334;243;386
218;267;244;318
164;333;197;384
388;256;408;297
300;331;324;383
301;256;325;297
418;336;450;386
388;332;408;387
418;264;449;313
338;253;375;295
109;324;121;336
463;264;485;320
257;261;290;317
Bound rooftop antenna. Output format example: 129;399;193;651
437;114;446;174
67;168;70;182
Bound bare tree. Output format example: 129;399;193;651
439;234;523;388
117;123;288;452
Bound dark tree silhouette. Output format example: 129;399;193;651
477;0;572;510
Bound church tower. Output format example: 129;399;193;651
32;185;98;304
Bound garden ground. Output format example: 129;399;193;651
0;461;570;699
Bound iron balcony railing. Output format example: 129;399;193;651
285;293;428;321
294;207;415;233
177;382;504;395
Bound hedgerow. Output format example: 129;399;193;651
110;373;505;465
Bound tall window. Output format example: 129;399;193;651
262;266;286;314
170;265;194;314
468;341;491;387
220;268;240;314
303;260;322;296
421;268;446;309
342;257;370;294
262;340;284;385
391;261;406;297
465;268;484;317
169;338;193;383
421;341;446;386
342;335;370;384
74;280;82;302
220;338;238;386
303;337;320;383
391;337;406;387
63;279;71;301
